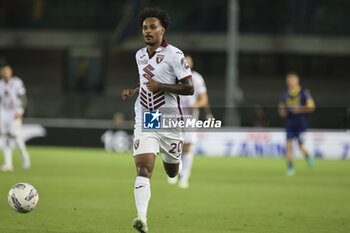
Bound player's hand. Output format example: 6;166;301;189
121;89;135;101
278;108;287;118
291;107;302;114
15;113;23;119
143;76;160;92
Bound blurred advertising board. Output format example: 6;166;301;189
194;128;350;160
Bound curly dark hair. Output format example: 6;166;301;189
137;7;170;30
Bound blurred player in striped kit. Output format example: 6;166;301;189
0;63;31;171
279;72;315;177
168;55;210;188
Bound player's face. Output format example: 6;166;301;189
0;65;13;81
286;74;299;89
185;56;193;70
142;17;165;46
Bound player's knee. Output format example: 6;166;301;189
137;164;153;178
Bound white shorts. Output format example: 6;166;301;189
133;128;183;164
183;131;198;144
0;112;22;137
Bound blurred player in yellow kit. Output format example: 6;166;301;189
279;72;315;176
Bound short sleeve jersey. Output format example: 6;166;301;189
280;86;314;122
180;70;207;118
0;76;26;113
134;40;192;128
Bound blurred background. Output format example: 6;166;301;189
0;0;349;149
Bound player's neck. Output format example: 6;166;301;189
3;78;11;83
288;85;300;91
288;85;301;95
146;39;163;55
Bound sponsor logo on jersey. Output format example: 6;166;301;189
156;54;165;64
138;59;148;65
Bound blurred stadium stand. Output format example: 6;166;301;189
0;0;349;129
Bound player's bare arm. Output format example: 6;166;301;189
15;94;27;119
190;93;208;115
291;104;316;114
144;76;194;95
121;83;140;101
278;104;287;118
193;93;208;109
15;109;24;119
291;96;316;114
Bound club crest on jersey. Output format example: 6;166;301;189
134;139;140;150
156;54;165;64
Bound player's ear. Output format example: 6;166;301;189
161;27;165;36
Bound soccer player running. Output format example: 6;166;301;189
121;8;193;233
278;72;315;177
168;55;210;188
0;63;31;171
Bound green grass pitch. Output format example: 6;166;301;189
0;146;349;233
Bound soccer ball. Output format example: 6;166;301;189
8;183;39;213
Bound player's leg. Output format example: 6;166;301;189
14;136;31;169
285;122;296;176
132;132;159;233
160;135;183;179
132;153;154;233
9;118;31;170
285;137;295;176
166;163;179;184
1;135;14;171
166;140;185;185
297;133;314;169
178;143;193;188
13;118;31;169
166;151;181;185
1;116;14;171
134;153;155;215
163;160;180;178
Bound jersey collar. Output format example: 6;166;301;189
288;85;301;96
160;39;168;48
146;39;168;59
